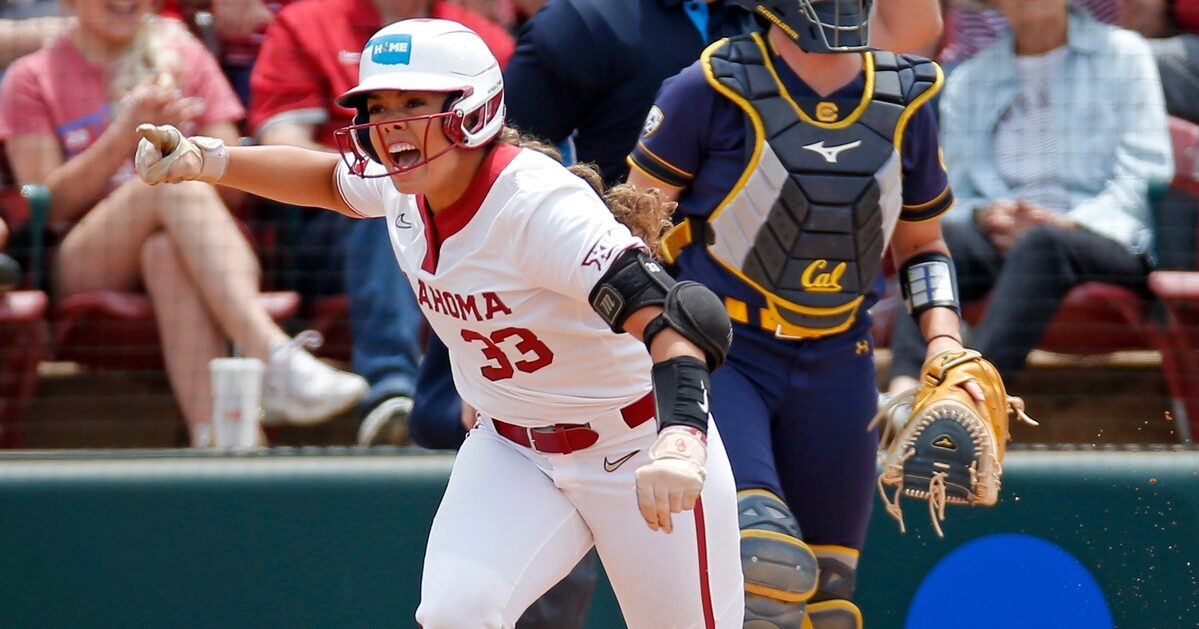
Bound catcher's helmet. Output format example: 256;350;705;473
334;18;505;177
731;0;874;53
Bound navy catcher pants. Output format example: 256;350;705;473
711;324;881;550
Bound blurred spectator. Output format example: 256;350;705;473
446;0;544;30
0;14;68;70
4;0;270;109
168;0;522;105
163;0;290;104
938;0;1120;69
886;1;1173;393
406;332;465;449
1123;0;1199;124
247;0;512;446
504;0;944;188
1;0;56;19
0;1;368;445
507;0;546;24
251;0;512;151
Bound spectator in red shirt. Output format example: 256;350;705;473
247;0;513;447
161;0;294;104
251;0;512;148
0;0;368;446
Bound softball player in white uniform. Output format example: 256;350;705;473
133;18;744;629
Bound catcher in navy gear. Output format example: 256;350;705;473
626;0;1023;625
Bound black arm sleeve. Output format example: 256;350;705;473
652;355;712;434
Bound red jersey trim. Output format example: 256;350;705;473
419;143;521;273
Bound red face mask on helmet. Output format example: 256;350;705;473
332;18;506;178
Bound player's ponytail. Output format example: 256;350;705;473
497;127;674;256
601;184;673;259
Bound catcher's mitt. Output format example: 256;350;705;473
872;348;1036;537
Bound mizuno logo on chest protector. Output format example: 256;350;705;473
802;140;862;163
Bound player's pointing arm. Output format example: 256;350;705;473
589;250;732;534
133;123;358;217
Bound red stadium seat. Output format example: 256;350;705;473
1141;116;1199;443
1166;115;1199;199
1;146;302;445
0;185;51;447
53;290;299;371
6;183;300;443
0;289;49;448
958;283;1150;356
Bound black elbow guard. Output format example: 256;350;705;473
588;248;731;370
589;249;674;333
643;281;732;370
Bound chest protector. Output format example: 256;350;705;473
699;33;941;338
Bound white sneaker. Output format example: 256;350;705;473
357;396;414;446
262;330;369;426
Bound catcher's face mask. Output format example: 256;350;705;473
731;0;875;53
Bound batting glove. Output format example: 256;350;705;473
135;123;228;185
634;426;707;534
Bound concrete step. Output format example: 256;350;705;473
13;349;1188;449
20;361;360;449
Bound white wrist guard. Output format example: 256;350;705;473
191;136;229;184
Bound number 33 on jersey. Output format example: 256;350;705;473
336;144;656;424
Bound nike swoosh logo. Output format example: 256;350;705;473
603;450;639;473
698;382;710;415
802;139;862;163
395;212;413;229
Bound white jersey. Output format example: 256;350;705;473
335;144;654;425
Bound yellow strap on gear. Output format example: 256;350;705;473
660;220;694;265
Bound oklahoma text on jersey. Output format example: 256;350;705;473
416;278;513;322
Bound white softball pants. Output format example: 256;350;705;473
416;415;743;629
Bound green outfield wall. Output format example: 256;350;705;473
0;448;1194;628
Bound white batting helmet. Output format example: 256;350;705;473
334;19;505;175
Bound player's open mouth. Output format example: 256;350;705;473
107;1;139;16
387;142;422;169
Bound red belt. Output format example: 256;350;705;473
492;391;656;454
